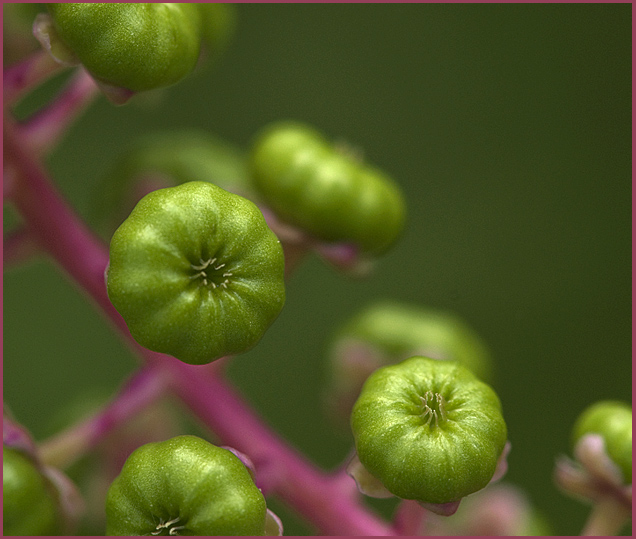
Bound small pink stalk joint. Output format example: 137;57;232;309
346;452;394;499
3;410;38;457
554;434;631;536
554;434;631;506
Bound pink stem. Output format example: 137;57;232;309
581;497;631;536
3;49;63;106
3;412;39;457
167;361;394;535
4;118;395;536
393;499;428;535
38;365;170;469
5;118;117;319
17;68;99;154
4;160;18;200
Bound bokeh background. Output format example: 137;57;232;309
4;3;631;535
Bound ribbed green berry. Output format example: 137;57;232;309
351;356;507;505
249;121;406;254
572;400;632;483
3;447;62;536
46;3;202;92
106;181;286;365
93;129;251;237
105;435;267;536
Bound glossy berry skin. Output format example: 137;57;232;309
105;435;267;536
572;400;632;483
249;122;406;255
46;3;202;92
351;356;507;505
106;181;285;365
3;447;62;535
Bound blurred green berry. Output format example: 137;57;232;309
3;447;62;535
572;400;632;483
249;121;406;254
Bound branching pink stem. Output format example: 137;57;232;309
4;118;395;536
17;68;99;154
581;497;631;536
5;119;117;319
166;360;393;535
3;412;39;457
38;365;170;470
3;48;63;106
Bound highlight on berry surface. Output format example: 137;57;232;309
105;435;279;536
350;356;508;506
106;181;286;365
249;121;406;255
325;300;494;422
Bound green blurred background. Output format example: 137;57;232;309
4;3;631;535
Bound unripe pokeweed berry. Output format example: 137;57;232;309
106;181;285;365
351;356;507;505
572;400;632;484
45;3;202;92
3;447;63;535
249;121;406;255
105;435;267;536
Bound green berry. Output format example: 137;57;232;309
249;121;406;254
106;181;285;365
572;400;632;483
105;435;268;535
3;447;62;535
195;3;236;57
46;3;203;92
351;356;507;504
